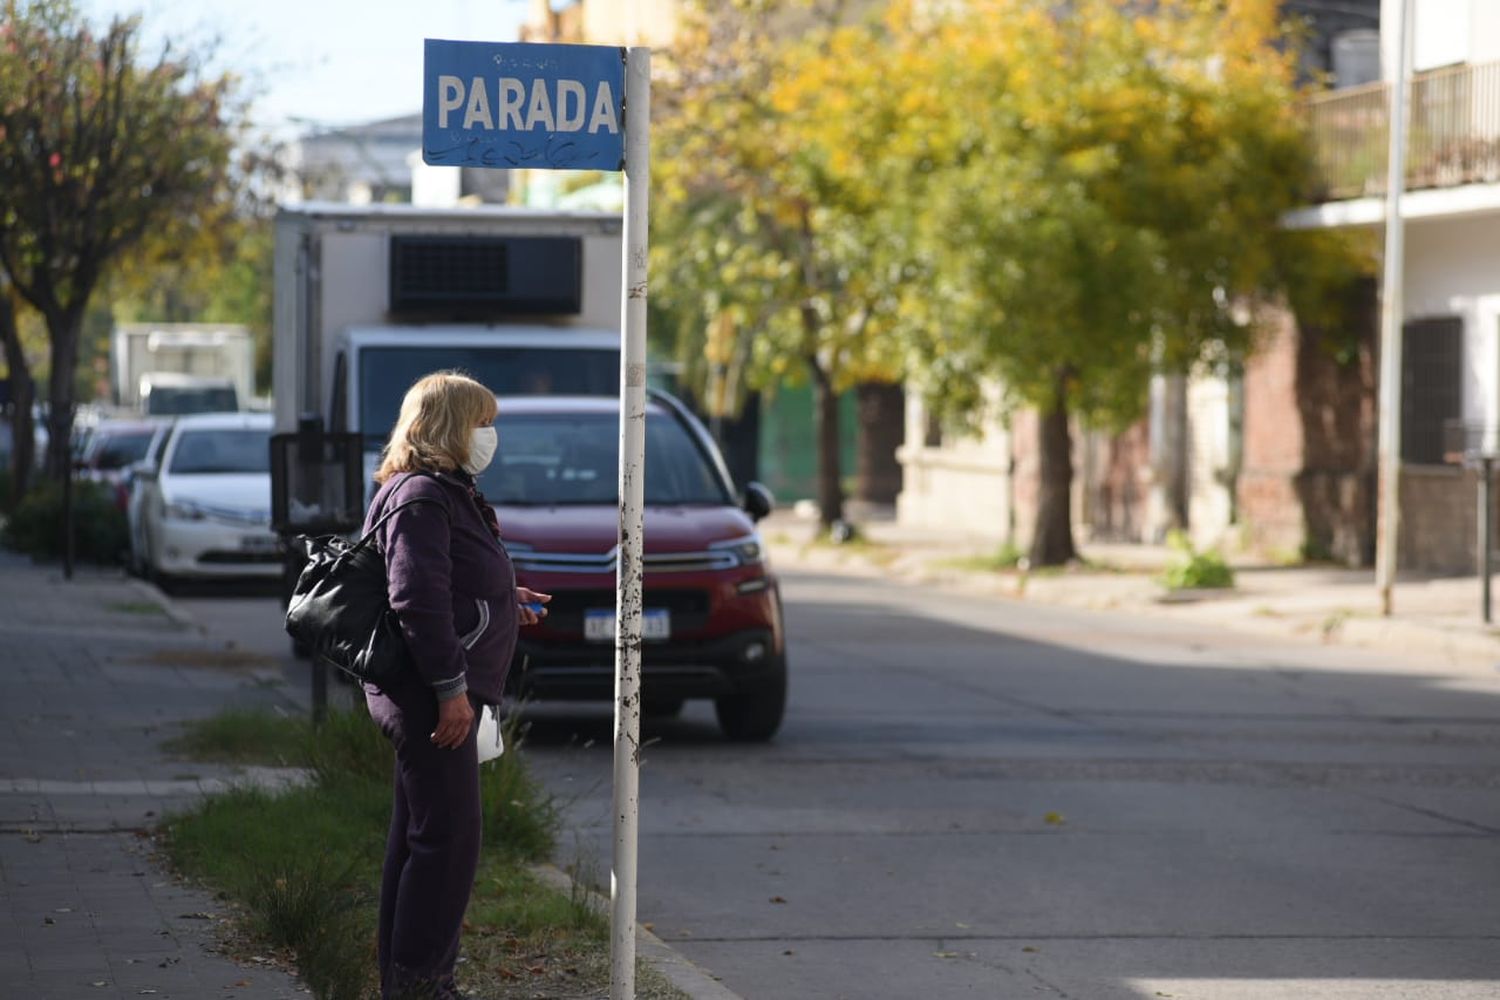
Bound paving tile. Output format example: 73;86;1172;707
0;562;306;996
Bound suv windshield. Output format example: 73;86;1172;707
479;412;729;506
169;429;270;474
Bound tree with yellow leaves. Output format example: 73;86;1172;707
879;0;1365;564
653;0;908;532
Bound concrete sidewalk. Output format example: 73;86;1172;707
0;553;308;999
764;507;1500;673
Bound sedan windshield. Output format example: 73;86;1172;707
478;412;729;506
169;429;270;474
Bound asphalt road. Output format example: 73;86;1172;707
176;571;1500;999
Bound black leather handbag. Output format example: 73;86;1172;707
284;477;445;684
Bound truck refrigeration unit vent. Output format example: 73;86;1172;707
388;236;583;316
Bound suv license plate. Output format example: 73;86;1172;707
584;609;670;643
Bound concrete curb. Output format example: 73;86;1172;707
530;863;745;1000
124;576;202;631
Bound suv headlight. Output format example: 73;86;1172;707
711;533;763;566
164;500;207;522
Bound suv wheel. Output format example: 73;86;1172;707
715;657;787;742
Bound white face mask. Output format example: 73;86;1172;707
463;426;498;475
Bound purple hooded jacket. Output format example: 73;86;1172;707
364;469;518;706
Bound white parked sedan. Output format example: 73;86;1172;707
131;412;280;581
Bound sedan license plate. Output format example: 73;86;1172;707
584;608;670;643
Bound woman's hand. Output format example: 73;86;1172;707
431;695;475;749
518;587;552;626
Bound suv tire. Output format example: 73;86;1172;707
715;656;787;742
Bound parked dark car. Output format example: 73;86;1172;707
483;393;786;741
77;419;164;509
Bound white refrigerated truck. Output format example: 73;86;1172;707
112;322;254;414
271;202;623;498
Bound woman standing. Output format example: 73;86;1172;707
363;371;549;1000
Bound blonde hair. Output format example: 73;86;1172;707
375;371;498;484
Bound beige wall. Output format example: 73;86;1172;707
896;394;1012;543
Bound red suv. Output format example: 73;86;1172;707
481;392;786;741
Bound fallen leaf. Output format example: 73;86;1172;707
1043;812;1066;826
178;912;213;920
782;949;796;956
934;951;960;959
769;896;787;904
229;980;251;988
1023;946;1039;953
42;917;55;926
641;922;654;932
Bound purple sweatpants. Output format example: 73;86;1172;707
365;682;481;998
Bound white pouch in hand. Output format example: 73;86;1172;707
476;705;505;764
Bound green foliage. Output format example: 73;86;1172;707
1;478;127;563
1159;531;1235;590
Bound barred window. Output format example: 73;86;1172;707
1401;316;1463;465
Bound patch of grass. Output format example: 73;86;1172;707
159;706;645;999
481;713;559;861
161;709;310;765
107;600;167;617
943;541;1024;574
1158;531;1235;591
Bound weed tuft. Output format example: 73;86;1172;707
246;857;374;1000
480;712;559;862
1159;530;1235;591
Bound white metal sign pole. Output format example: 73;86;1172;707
1376;0;1412;617
612;44;650;1000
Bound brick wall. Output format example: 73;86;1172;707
1239;286;1378;565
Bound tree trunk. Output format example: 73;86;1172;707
44;307;83;481
1030;373;1078;566
0;290;35;508
809;357;844;531
855;380;904;506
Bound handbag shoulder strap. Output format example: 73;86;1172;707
352;472;449;554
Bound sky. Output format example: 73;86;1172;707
81;0;530;135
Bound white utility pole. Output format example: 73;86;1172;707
612;44;651;1000
1375;0;1413;617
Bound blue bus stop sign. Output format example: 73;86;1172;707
423;40;626;171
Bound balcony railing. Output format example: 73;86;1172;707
1306;59;1500;202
